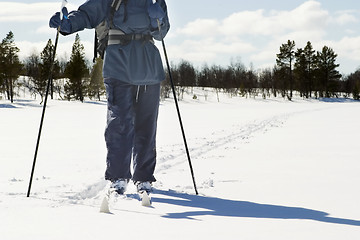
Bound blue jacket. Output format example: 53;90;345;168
67;0;170;85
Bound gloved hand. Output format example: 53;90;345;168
49;7;71;34
147;1;165;29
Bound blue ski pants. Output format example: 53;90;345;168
104;78;160;183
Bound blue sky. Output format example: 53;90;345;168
1;0;359;74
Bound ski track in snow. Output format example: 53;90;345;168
155;106;327;173
31;111;290;206
155;115;287;172
154;104;340;193
62;105;331;206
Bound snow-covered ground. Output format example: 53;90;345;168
1;89;360;239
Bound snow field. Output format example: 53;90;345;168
1;89;360;239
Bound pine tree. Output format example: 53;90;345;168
64;34;89;102
40;39;60;100
24;40;60;103
276;40;296;100
88;57;105;101
316;46;341;98
0;42;6;97
0;31;23;102
303;41;316;97
294;48;307;97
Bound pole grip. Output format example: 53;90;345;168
60;0;68;20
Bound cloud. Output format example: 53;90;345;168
166;37;256;64
0;2;79;23
272;0;329;32
17;39;94;63
333;11;359;25
36;25;55;35
176;19;219;37
176;1;329;38
331;36;360;61
169;0;333;68
0;2;55;22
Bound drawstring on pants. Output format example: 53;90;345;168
136;86;140;103
135;85;148;103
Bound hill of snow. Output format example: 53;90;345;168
1;89;360;239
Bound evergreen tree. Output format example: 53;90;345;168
88;57;105;101
294;48;307;97
40;39;60;100
303;41;316;97
0;31;23;102
276;40;296;100
0;41;6;97
24;40;60;103
64;34;89;102
316;46;341;98
294;42;316;98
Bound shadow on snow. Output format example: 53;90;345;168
318;97;359;103
0;99;44;108
152;189;360;226
0;103;17;108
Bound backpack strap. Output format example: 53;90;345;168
109;0;122;28
111;0;122;10
93;0;122;62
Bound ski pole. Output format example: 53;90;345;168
27;0;68;198
157;19;198;195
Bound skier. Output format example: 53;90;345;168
49;0;170;195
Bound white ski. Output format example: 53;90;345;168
140;191;151;207
99;188;123;213
100;195;111;213
99;189;112;213
100;189;151;213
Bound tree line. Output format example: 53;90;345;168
1;31;360;103
0;31;104;103
163;40;359;101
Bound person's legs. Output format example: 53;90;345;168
104;78;134;181
132;83;160;183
